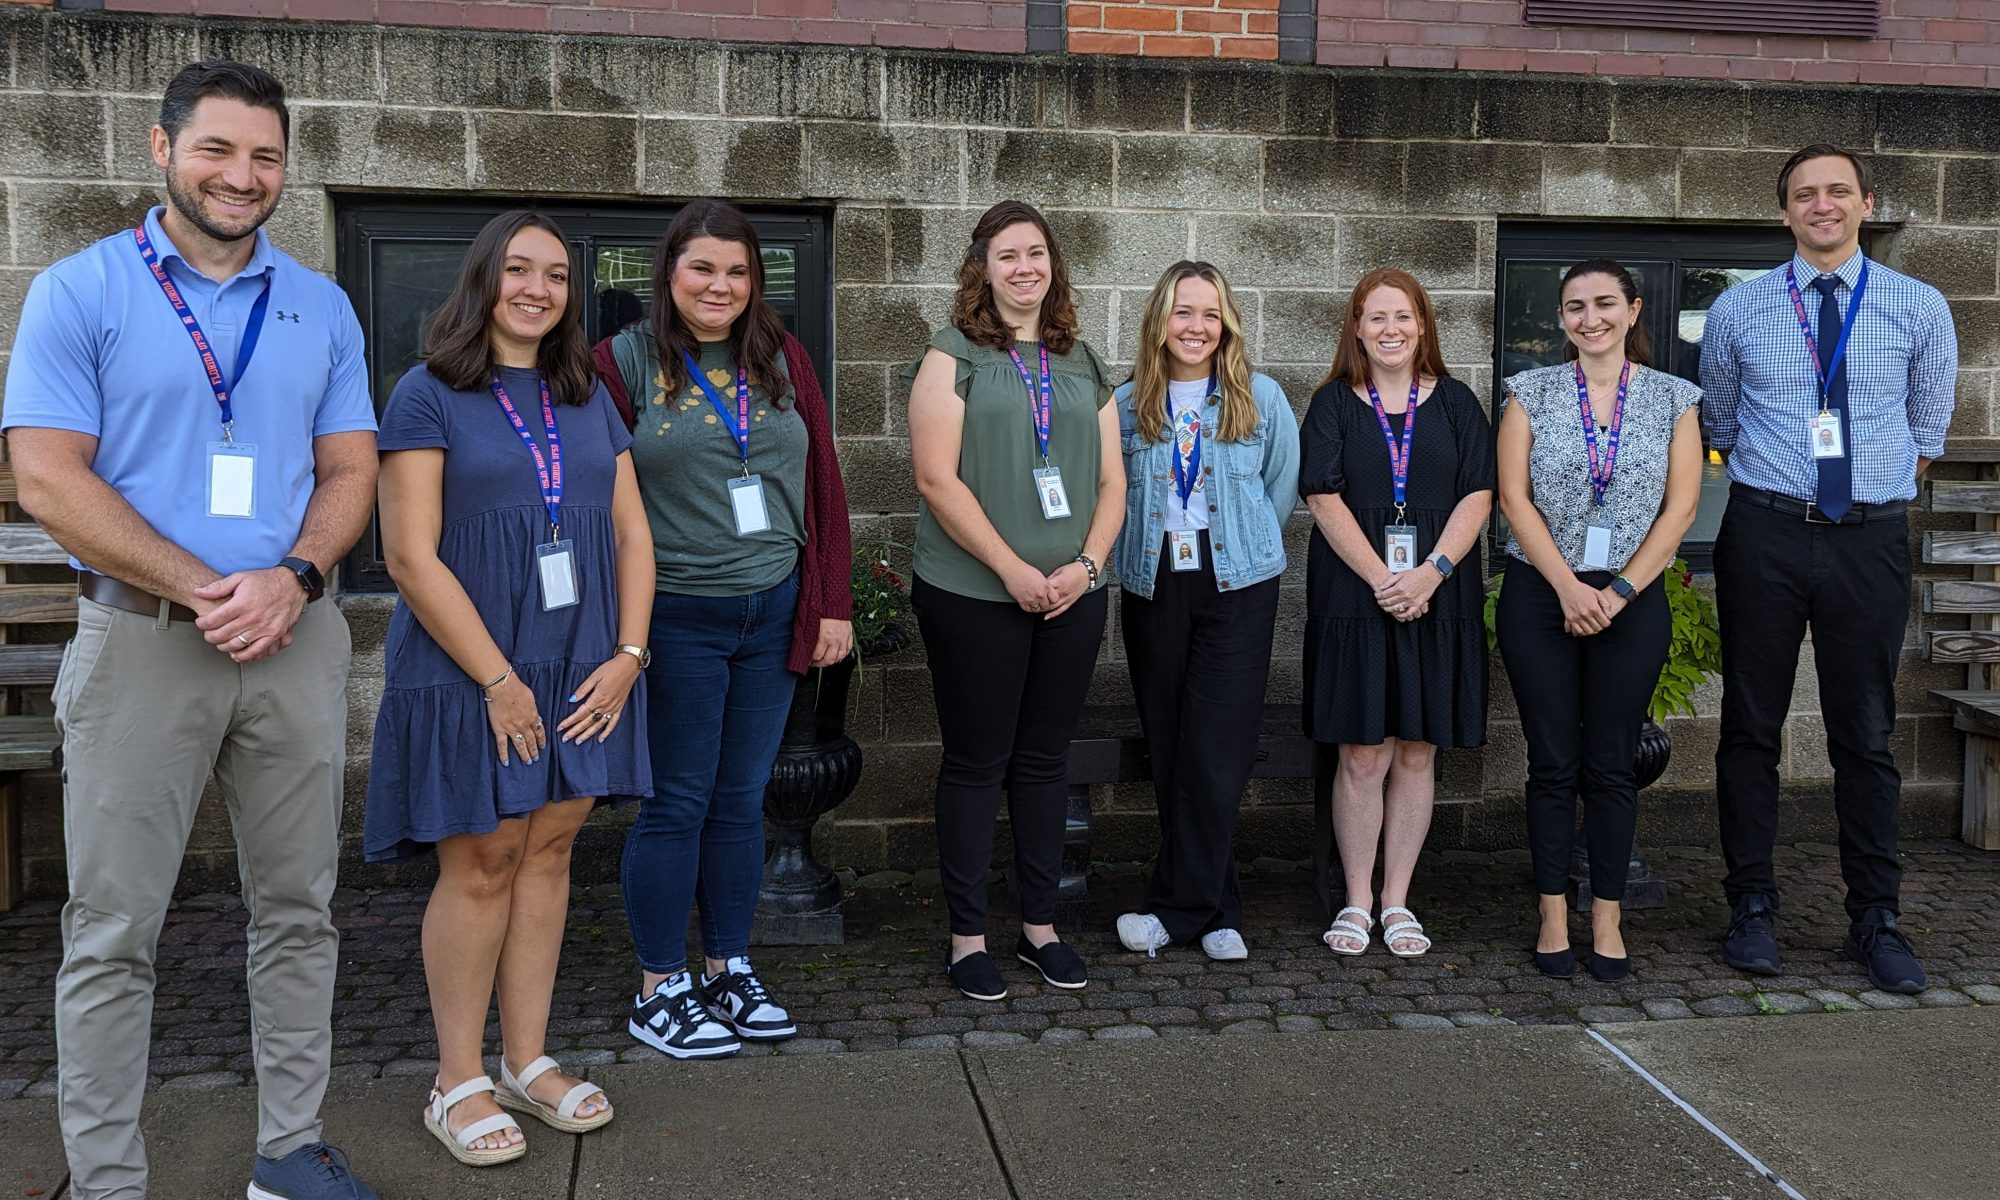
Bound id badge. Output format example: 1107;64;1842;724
207;442;257;519
1582;523;1614;571
728;474;772;536
1034;467;1072;520
1169;530;1202;572
1384;524;1417;574
1811;411;1845;460
536;540;579;611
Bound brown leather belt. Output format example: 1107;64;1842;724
79;573;199;622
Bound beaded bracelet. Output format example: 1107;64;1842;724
1074;553;1101;590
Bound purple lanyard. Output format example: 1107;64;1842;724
133;225;270;441
1006;344;1054;465
1572;360;1630;508
1365;377;1418;520
1784;260;1869;410
683;351;752;470
491;375;564;539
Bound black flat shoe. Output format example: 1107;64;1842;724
1532;947;1575;979
1016;935;1088;989
1587;952;1630;983
946;951;1008;1002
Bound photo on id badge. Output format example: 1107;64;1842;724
1813;412;1844;459
1384;525;1416;574
1035;467;1071;520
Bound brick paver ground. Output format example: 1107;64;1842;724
1;839;1995;1101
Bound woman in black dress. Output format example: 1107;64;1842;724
1300;267;1494;958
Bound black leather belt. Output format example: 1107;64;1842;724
79;573;200;621
1728;483;1908;525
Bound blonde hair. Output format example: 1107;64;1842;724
1131;260;1257;444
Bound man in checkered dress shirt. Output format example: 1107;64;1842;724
1700;144;1958;998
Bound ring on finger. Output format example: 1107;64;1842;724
235;633;253;648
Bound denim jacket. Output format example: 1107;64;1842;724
1113;371;1300;599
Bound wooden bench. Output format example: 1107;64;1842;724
0;462;71;909
1922;469;2000;850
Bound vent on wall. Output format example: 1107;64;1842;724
1523;1;1882;38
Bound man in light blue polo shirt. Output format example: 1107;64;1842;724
3;62;379;1200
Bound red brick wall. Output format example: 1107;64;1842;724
1068;0;1279;59
1317;0;2000;88
90;0;1029;52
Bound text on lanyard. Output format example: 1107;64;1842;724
1365;377;1419;521
1785;260;1870;413
491;375;564;540
1006;344;1055;466
1573;360;1631;508
1170;379;1207;514
682;351;753;474
132;225;271;444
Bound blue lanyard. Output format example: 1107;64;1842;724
1573;360;1630;508
133;225;270;443
1169;374;1209;513
1785;260;1869;411
1006;344;1054;465
1366;377;1418;520
683;350;752;472
491;375;564;540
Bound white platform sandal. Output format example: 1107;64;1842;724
1379;906;1433;958
425;1075;526;1167
1321;905;1373;955
497;1054;614;1134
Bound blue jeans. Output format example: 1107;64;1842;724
621;571;799;974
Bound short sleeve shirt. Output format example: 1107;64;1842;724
1502;362;1700;573
905;327;1113;602
2;206;376;575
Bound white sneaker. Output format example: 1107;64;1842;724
1200;928;1249;961
1116;912;1170;956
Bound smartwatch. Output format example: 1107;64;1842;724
616;644;653;669
1610;574;1637;600
279;556;325;602
1430;553;1454;579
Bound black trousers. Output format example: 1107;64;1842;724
913;575;1108;935
1121;532;1280;943
1495;563;1669;901
1714;496;1910;920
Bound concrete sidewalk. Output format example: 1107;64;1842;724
5;1006;1993;1200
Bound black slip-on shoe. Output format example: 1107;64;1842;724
1845;911;1926;995
1532;948;1575;979
1016;935;1088;989
947;951;1009;1002
1723;894;1783;976
1587;952;1630;983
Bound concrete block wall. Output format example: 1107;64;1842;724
0;8;1993;893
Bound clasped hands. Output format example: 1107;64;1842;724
1005;560;1092;621
1374;561;1441;623
1559;579;1629;637
192;566;307;663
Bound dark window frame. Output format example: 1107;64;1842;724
1523;1;1881;38
332;196;832;593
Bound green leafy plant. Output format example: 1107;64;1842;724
1484;556;1720;724
851;540;912;658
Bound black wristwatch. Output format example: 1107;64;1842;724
1430;553;1454;579
1610;574;1637;600
279;556;325;602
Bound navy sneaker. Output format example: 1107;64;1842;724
1845;910;1927;995
247;1141;378;1200
700;956;798;1041
1723;893;1782;976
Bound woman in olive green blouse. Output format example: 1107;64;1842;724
905;200;1123;1002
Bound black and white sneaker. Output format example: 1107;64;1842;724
628;971;741;1060
700;955;797;1041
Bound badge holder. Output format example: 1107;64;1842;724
207;439;258;519
1811;409;1845;460
1035;466;1071;520
1169;530;1202;572
1384;502;1417;574
1582;521;1614;571
536;537;579;611
729;473;772;536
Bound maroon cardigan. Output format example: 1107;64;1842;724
594;331;853;675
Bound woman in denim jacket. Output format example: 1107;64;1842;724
1111;260;1299;961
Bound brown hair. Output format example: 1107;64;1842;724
648;199;793;409
1776;143;1873;208
1321;267;1449;392
1130;260;1258;444
1558;258;1652;366
422;209;594;407
950;200;1081;355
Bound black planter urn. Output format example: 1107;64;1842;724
1568;718;1671;911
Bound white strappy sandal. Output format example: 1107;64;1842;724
1322;905;1373;955
1379;906;1433;958
425;1075;526;1166
496;1054;614;1134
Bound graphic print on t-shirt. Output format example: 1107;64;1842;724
1175;407;1205;498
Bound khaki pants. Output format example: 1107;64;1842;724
53;597;352;1200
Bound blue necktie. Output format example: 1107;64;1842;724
1811;275;1852;521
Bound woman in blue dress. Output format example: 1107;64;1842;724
365;211;654;1166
